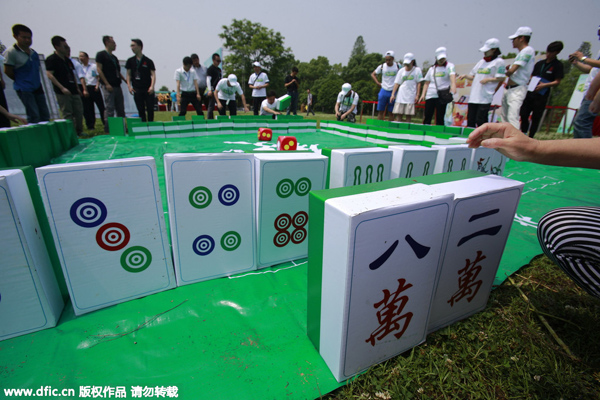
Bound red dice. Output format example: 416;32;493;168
277;136;297;151
258;128;272;141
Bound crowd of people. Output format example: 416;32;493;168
1;24;600;139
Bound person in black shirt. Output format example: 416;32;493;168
206;53;222;119
45;36;84;136
284;66;300;115
519;41;564;138
96;35;126;131
126;39;156;122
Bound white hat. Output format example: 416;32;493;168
342;83;352;94
252;61;261;68
227;74;237;84
508;26;532;39
435;47;447;61
385;50;395;58
479;38;500;52
403;53;415;64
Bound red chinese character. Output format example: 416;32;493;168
447;250;486;307
365;278;413;346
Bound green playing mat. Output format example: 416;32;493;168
2;131;598;399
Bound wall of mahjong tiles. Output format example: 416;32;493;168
2;129;599;399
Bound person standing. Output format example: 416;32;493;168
569;25;600;138
371;51;400;121
170;90;178;112
306;88;315;116
174;56;202;117
501;26;536;129
248;61;269;115
96;35;126;132
4;24;50;123
458;39;506;128
214;74;249;116
79;51;106;131
518;41;564;137
284;67;300;115
191;53;209;111
390;53;423;123
206;53;222;119
45;36;84;136
420;47;457;126
126;39;156;122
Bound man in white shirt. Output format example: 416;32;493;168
79;51;106;131
174;56;202;117
215;74;249;116
248;61;269;115
260;90;280;118
335;83;359;123
501;27;536;129
191;53;208;111
371;50;399;121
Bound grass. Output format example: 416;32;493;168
80;110;594;398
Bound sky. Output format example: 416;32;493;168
1;0;599;91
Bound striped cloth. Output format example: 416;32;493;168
537;207;600;298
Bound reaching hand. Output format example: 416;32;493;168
466;122;538;162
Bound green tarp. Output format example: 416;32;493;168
2;131;598;399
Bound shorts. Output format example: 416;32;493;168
377;88;394;112
393;103;415;115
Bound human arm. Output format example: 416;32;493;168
80;76;88;97
96;62;113;92
467;122;600;169
240;93;249;112
126;69;134;94
46;70;71;95
458;74;474;81
194;79;200;100
214;86;223;109
419;81;429;103
176;80;181;102
334;101;341;116
390;82;400;103
0;105;27;124
371;68;382;87
570;51;600;72
450;73;457;94
415;82;422;103
149;70;156;94
4;64;15;81
587;73;600;112
504;63;520;78
206;76;212;96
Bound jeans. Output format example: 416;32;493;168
179;91;203;117
423;98;446;125
253;97;265;115
519;92;548;138
17;87;50;123
133;91;155;122
102;85;125;132
218;99;237;116
467;103;491;128
573;99;597;139
286;91;298;115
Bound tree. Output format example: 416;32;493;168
349;36;367;62
219;19;295;99
159;85;169;92
549;60;580;107
501;52;517;60
577;41;592;58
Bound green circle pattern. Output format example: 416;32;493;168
120;246;152;273
276;179;294;198
295;177;312;196
221;231;242;251
189;186;212;209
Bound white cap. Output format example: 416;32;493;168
252;61;261;68
342;83;352;94
385;50;395;58
227;74;237;84
508;26;532;39
435;47;447;61
479;38;500;52
403;53;415;64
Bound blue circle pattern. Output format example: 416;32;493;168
192;235;215;256
218;184;240;206
70;197;107;228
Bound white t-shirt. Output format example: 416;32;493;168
423;62;456;100
216;78;243;101
248;71;269;97
81;62;99;86
192;65;207;89
174;67;197;92
260;98;279;115
394;66;423;104
337;90;359;114
374;62;400;91
71;58;85;80
583;50;600;96
511;46;536;86
468;58;506;104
